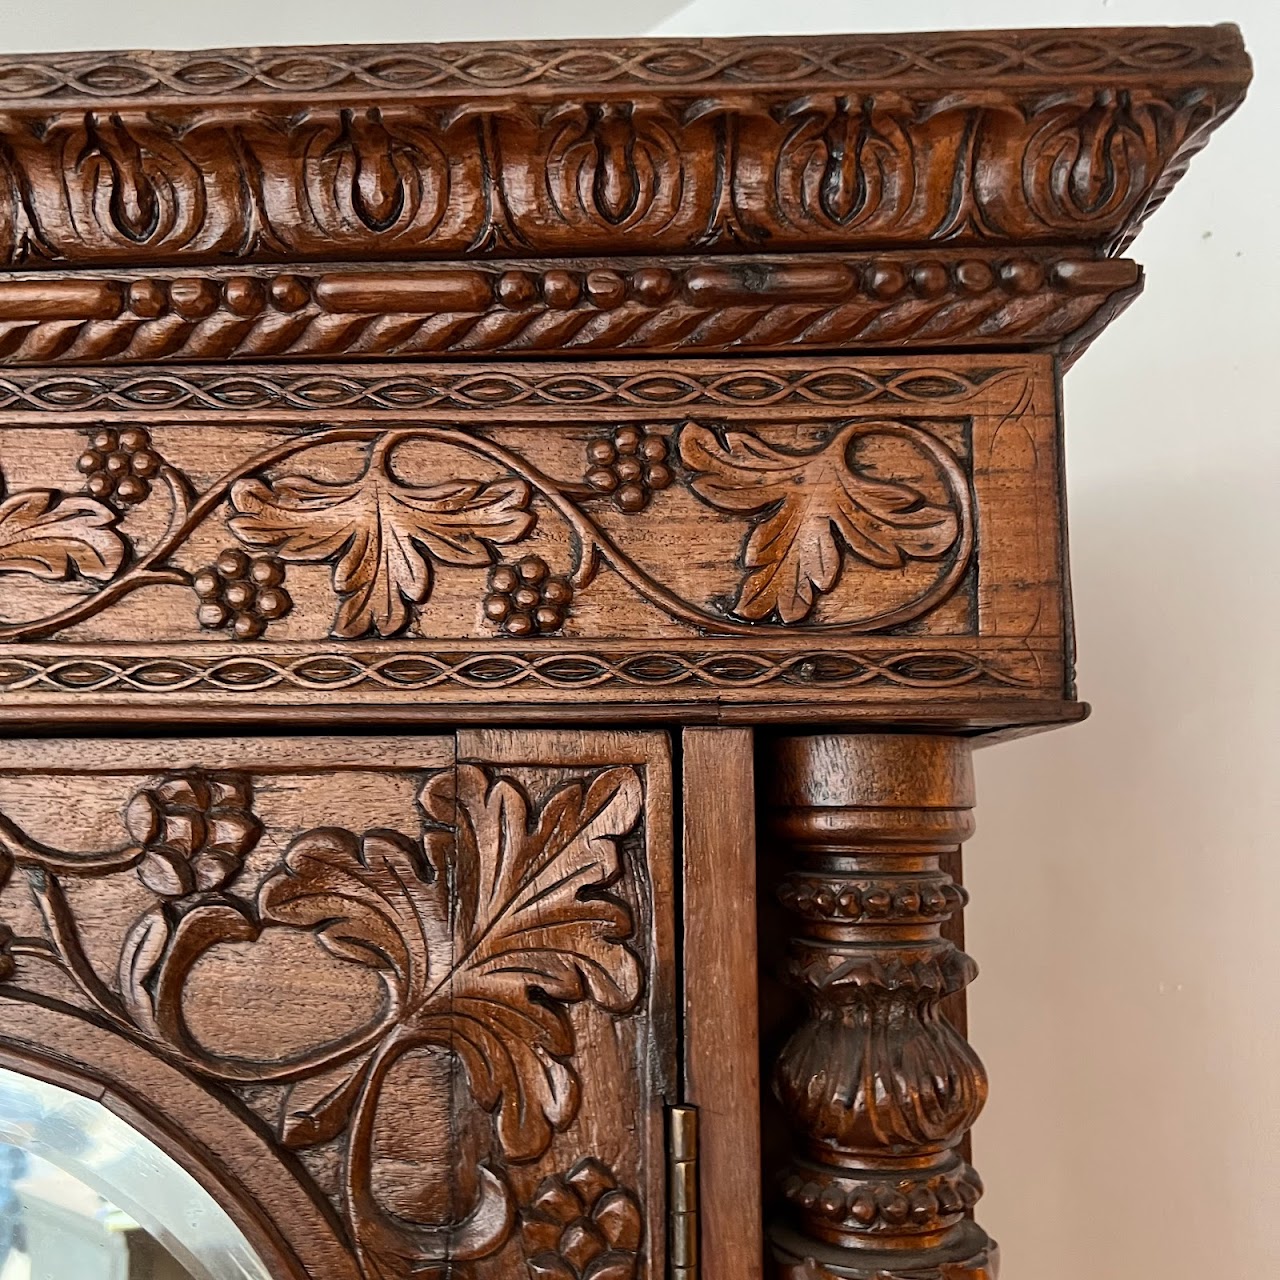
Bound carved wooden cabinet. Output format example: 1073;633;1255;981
0;24;1250;1280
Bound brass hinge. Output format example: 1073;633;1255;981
668;1105;698;1280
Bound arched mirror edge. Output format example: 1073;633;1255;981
0;998;359;1280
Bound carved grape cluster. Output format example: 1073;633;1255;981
522;1158;643;1280
484;555;573;637
585;427;672;513
77;427;162;507
193;549;292;640
125;773;261;899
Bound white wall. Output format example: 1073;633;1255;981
3;2;1276;1276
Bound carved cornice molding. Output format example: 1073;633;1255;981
0;27;1250;100
0;27;1250;273
0;254;1139;365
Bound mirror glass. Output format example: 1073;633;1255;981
0;1068;271;1280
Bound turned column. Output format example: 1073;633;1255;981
765;733;995;1280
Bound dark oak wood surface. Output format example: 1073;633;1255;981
0;23;1250;1280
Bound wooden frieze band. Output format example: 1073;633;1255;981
0;353;1069;727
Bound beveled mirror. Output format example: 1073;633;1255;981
0;1068;270;1280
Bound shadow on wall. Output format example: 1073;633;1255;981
967;458;1279;1278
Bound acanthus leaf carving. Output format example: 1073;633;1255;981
414;762;644;1163
254;825;435;1157
228;436;535;639
258;826;432;991
0;465;127;583
680;421;960;624
277;1056;376;1151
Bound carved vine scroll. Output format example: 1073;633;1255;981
0;355;1066;725
0;420;969;643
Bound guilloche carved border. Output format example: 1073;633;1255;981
0;28;1249;269
0;27;1249;99
0;362;1005;415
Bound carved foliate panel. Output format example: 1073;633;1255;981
0;354;1065;727
0;731;675;1280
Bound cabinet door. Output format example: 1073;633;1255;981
0;731;674;1280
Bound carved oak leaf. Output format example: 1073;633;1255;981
227;445;533;639
415;764;644;1162
679;422;958;624
0;468;126;582
277;1057;374;1151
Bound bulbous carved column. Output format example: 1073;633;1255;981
765;733;996;1280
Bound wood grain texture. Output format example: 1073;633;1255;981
0;27;1249;100
0;354;1070;729
763;733;990;1280
0;732;674;1280
682;727;762;1280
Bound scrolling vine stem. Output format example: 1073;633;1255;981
0;420;971;642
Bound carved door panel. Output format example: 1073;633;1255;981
0;730;674;1280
